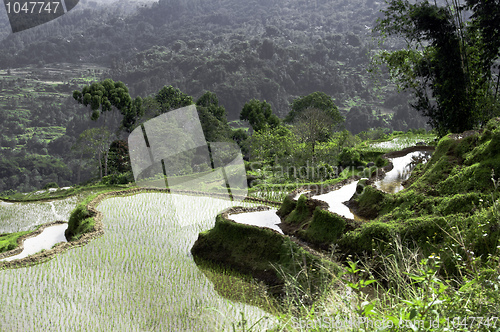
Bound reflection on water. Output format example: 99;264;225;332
311;181;365;221
229;209;283;234
375;151;432;194
1;224;68;261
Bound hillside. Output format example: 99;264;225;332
0;0;433;193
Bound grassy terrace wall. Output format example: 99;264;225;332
190;207;338;298
0;188;281;270
276;118;500;277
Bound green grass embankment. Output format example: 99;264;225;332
191;210;339;300
279;118;500;278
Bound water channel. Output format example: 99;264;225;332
229;148;434;230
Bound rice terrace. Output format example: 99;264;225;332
1;0;500;331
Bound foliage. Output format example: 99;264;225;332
196;91;233;142
74;127;113;179
65;197;95;241
0;231;30;253
240;99;280;132
375;0;500;136
42;182;58;189
337;147;363;167
292;107;343;156
154;85;193;114
248;125;295;165
286;92;343;125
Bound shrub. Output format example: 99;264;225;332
43;182;59;189
65;201;94;240
101;173;131;185
338;147;362;167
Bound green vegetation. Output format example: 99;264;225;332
301;208;346;246
1;194;274;331
0;231;30;253
375;0;500;136
280;118;500;266
1;0;500;329
191;212;338;301
65;199;94;241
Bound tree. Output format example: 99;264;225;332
249;125;296;165
195;91;231;142
240;99;280;132
155;85;193;114
293;107;344;156
196;91;226;122
375;0;500;136
286;91;343;124
107;140;132;174
73;79;144;131
73;79;131;121
286;92;344;155
74;128;113;180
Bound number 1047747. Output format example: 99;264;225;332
5;1;62;14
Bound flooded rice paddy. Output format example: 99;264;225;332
229;209;283;234
374;151;432;194
0;194;274;331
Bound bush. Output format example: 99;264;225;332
42;182;59;189
100;173;131;185
375;155;385;167
338;147;362;167
65;201;94;240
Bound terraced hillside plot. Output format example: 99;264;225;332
0;193;273;331
0;196;80;234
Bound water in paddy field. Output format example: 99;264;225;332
228;209;283;234
0;194;275;331
311;181;364;221
375;151;433;194
1;224;68;261
0;197;78;261
0;196;80;233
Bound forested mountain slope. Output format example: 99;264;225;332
0;0;426;128
0;0;428;193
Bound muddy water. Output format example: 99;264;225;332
228;209;283;234
1;224;68;261
375;151;432;194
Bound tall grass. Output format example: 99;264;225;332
272;234;500;332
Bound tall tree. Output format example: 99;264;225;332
74;128;113;180
375;0;500;136
240;99;280;132
293;107;343;156
286;92;344;153
154;85;193;114
285;91;343;125
195;91;231;142
73;79;144;132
